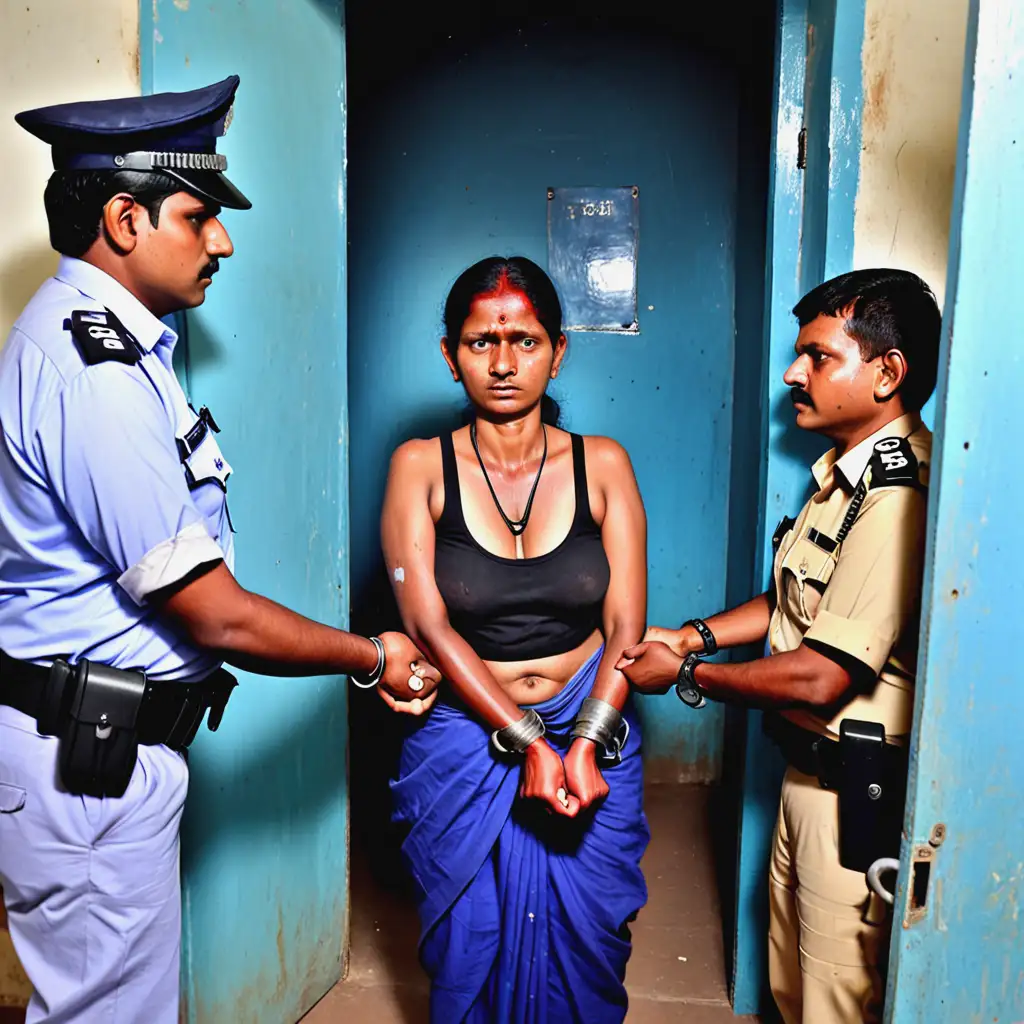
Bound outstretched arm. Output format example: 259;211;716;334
157;562;439;712
643;592;774;659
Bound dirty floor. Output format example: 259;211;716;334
0;786;764;1024
304;784;762;1023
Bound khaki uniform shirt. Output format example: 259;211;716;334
769;412;931;742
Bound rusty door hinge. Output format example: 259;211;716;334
797;127;808;170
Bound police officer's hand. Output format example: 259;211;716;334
615;641;683;695
642;625;701;659
377;631;441;715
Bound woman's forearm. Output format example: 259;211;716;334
587;626;643;711
409;620;525;730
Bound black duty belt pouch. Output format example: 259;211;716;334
837;719;906;873
56;659;148;799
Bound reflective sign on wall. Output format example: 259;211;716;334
547;186;639;333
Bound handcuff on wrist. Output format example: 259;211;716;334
571;697;629;765
491;709;546;755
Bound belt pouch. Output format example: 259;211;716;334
837;718;902;872
37;658;75;735
58;661;147;798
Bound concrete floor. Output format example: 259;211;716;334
0;786;763;1024
304;785;762;1023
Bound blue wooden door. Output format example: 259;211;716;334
142;4;350;1022
730;0;826;1011
729;0;868;1011
884;1;1024;1018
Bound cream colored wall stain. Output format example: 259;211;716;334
854;0;971;306
0;3;139;1004
0;0;139;339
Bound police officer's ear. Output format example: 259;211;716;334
100;193;144;256
874;348;908;403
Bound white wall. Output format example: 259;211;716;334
0;0;139;338
854;0;971;306
0;4;139;1003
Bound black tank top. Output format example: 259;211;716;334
434;431;610;662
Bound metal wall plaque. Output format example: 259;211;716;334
547;185;639;333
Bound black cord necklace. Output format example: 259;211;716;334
470;421;548;544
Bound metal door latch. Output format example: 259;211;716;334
865;822;946;927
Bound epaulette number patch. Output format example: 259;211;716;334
869;437;920;488
65;310;140;366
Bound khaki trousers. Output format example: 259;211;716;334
768;767;890;1024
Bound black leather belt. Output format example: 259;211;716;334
0;650;236;752
764;712;907;789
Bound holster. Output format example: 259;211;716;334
836;719;906;873
49;659;148;798
765;713;907;874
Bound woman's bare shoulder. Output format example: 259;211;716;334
579;434;635;473
389;436;443;481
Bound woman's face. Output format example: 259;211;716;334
442;286;567;419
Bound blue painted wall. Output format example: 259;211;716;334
141;3;349;1021
886;0;1024;1017
348;24;762;782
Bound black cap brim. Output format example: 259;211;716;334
163;168;252;211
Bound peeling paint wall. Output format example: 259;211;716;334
0;0;139;339
0;3;138;1005
854;0;970;304
346;17;775;785
142;3;350;1021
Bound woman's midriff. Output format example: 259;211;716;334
483;629;603;706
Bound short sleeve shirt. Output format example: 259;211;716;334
769;412;931;741
0;257;234;681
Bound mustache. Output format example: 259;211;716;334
198;259;220;280
790;387;814;408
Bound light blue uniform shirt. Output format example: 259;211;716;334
0;257;234;681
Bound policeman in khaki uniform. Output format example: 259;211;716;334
0;77;441;1023
617;269;941;1023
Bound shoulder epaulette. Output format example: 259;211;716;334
63;309;140;367
867;436;925;490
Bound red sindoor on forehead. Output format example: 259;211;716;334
469;268;537;317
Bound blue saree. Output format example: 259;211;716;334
391;646;649;1023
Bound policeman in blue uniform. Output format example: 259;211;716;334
0;76;438;1023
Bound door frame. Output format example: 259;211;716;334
883;1;1024;1018
730;0;867;1012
